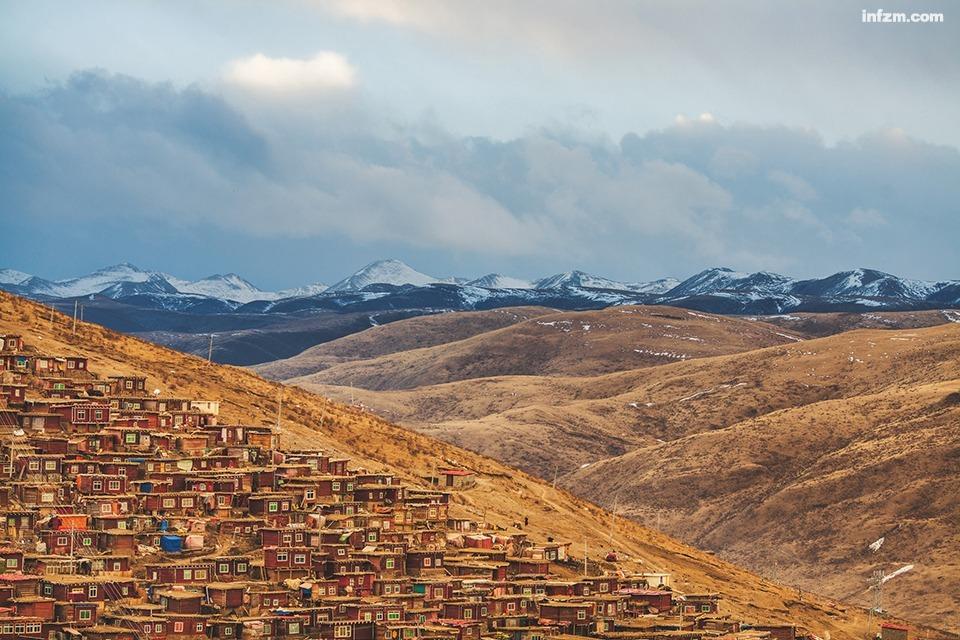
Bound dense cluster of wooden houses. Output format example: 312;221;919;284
0;332;819;640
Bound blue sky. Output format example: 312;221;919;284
1;0;957;288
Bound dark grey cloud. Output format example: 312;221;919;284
1;70;957;283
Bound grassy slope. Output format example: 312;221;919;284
282;306;804;391
0;290;946;639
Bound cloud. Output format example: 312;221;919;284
226;52;357;92
1;70;958;279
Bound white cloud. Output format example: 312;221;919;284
226;52;357;92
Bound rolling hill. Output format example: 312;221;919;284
1;290;934;640
267;305;960;630
267;306;805;390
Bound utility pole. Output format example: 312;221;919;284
207;334;214;364
79;304;84;323
72;300;78;334
275;388;283;433
583;537;588;577
866;569;884;639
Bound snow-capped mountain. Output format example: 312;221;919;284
327;259;439;292
2;261;958;317
0;269;31;285
534;270;633;291
627;278;681;294
467;274;533;289
790;268;941;301
276;282;329;298
37;263;156;298
170;273;275;304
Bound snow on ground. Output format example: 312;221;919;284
942;310;960;323
633;348;688;360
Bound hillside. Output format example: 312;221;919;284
277;308;960;630
0;290;946;640
755;309;955;338
565;379;960;631
275;306;804;390
254;307;554;380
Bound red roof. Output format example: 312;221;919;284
439;469;473;476
0;573;39;582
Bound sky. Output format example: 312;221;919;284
0;0;957;289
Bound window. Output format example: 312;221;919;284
376;612;383;621
600;582;609;592
95;410;104;420
181;497;194;507
385;558;395;569
423;557;431;567
334;626;351;639
79;610;92;621
76;408;85;418
701;604;712;612
125;433;137;443
196;623;204;632
26;624;41;634
29;460;39;471
4;558;16;568
276;552;288;562
195;569;207;580
268;502;279;513
237;563;247;572
288;622;300;634
88;585;98;597
387;611;400;621
125;380;134;389
577;610;586;620
163;498;176;508
293;554;306;565
183;569;193;580
305;489;315;500
109;480;121;490
331;482;341;492
219;563;229;574
92;480;103;491
58;536;69;546
224;627;233;636
174;622;184;632
464;609;472;619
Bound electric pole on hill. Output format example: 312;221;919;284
275;387;283;434
207;334;214;364
72;300;78;334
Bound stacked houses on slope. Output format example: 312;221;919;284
0;332;811;640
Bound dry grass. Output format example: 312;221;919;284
0;291;947;640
